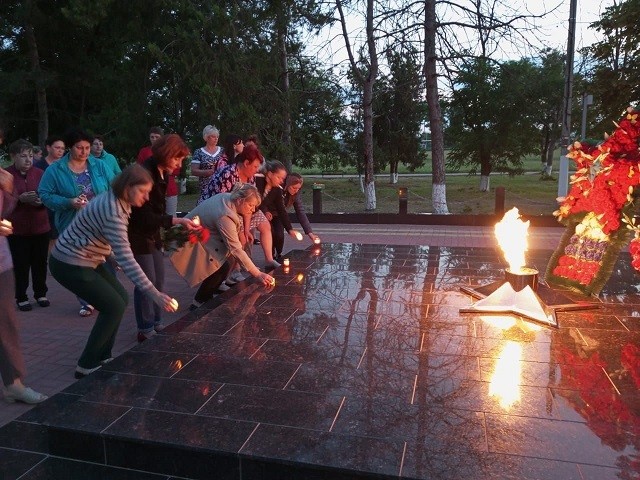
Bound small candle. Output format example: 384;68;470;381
170;298;179;310
192;215;201;226
283;258;290;266
269;278;276;286
295;232;303;241
314;237;321;244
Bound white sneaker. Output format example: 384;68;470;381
225;271;247;285
217;283;230;292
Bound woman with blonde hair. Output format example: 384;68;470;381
173;184;275;309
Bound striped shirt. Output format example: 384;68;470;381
51;190;160;301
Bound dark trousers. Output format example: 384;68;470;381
194;260;232;304
0;270;26;386
49;256;128;369
8;233;49;302
271;217;285;258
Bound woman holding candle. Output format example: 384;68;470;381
262;172;319;261
172;184;275;309
49;165;179;378
39;128;116;316
254;161;303;267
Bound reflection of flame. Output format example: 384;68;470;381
489;341;522;409
172;359;183;371
495;207;529;271
296;273;304;282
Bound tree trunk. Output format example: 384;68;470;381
424;0;449;214
390;171;398;184
277;20;292;171
363;78;376;210
479;175;490;192
24;19;48;146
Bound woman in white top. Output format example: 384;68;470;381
191;125;225;204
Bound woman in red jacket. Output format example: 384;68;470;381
6;140;51;311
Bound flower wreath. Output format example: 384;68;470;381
545;107;640;296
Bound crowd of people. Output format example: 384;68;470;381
0;124;320;403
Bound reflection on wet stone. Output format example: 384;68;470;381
5;242;640;479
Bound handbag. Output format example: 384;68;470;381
169;240;221;287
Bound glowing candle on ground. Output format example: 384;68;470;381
192;215;200;226
170;298;179;310
283;258;290;266
295;232;303;241
314;237;321;244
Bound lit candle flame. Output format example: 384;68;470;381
192;215;201;226
283;258;290;266
314;237;321;244
295;231;303;241
495;207;529;272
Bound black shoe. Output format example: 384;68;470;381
17;301;32;312
253;238;261;245
36;297;50;307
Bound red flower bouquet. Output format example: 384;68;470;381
163;223;210;252
546;107;640;296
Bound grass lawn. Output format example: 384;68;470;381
178;173;563;216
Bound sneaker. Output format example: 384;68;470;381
225;271;247;285
36;297;50;307
264;259;281;270
17;301;32;312
216;283;230;292
154;323;166;333
189;301;203;311
3;385;48;404
253;238;261;245
100;357;114;365
74;365;102;379
137;330;156;343
79;305;94;317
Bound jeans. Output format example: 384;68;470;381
49;256;128;369
133;248;165;333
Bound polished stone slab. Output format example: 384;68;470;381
1;243;639;479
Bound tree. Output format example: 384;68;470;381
335;0;379;210
446;57;539;191
582;0;640;136
373;46;426;183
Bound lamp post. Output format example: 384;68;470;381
398;187;408;215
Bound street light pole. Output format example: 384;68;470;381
558;0;578;197
581;94;593;140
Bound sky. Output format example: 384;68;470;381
305;0;616;71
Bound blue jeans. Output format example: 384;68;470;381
133;248;164;333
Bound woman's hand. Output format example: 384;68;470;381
19;191;41;206
257;272;275;287
0;219;13;237
309;233;320;243
289;229;303;241
71;195;88;209
173;217;199;230
157;292;179;312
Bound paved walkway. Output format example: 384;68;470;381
0;224;564;427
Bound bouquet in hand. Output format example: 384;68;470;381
162;216;210;252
